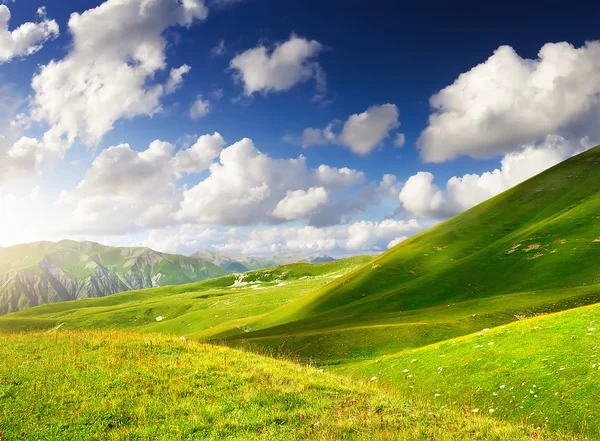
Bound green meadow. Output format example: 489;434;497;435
0;331;587;441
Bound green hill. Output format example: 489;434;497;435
219;145;600;363
340;302;600;438
0;241;229;315
0;256;372;337
0;330;583;441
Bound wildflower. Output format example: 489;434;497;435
489;408;494;413
434;393;440;397
370;376;378;382
499;385;506;389
403;369;409;373
472;408;479;413
300;413;305;419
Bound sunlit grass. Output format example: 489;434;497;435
0;331;585;441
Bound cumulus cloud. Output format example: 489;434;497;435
272;187;329;220
177;138;369;225
30;0;208;156
230;34;325;97
173;132;225;176
60;133;224;234
400;136;593;219
61;134;375;235
399;172;453;219
189;95;211;119
284;104;402;155
394;133;406;148
314;165;365;190
0;4;58;63
419;41;600;163
338;104;400;154
144;219;425;256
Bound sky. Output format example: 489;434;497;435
0;0;599;257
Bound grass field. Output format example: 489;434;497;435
338;302;600;438
0;330;587;441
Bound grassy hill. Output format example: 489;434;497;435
339;302;600;438
0;257;372;339
219;145;600;363
0;330;584;441
0;241;229;315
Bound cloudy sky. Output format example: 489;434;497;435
0;0;599;257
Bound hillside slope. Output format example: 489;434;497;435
0;330;583;441
0;241;229;315
342;302;600;438
222;145;600;361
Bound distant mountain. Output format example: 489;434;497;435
191;250;336;272
0;241;229;315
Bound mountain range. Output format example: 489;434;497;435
191;250;336;272
0;241;336;315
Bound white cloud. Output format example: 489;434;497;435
0;4;58;63
60;134;372;235
230;34;325;97
272;187;329;220
284;104;402;155
338;104;400;154
165;64;191;94
314;165;365;190
31;0;208;156
177;138;371;226
60;133;224;234
144;219;425;256
189;95;211;119
173;132;225;176
399;172;453;219
400;136;593;219
394;133;406;148
419;41;600;163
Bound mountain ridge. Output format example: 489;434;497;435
0;241;230;315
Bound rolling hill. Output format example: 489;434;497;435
0;256;372;336
0;330;584;441
0;241;229;315
216;145;600;362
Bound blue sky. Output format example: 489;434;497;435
1;0;599;256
